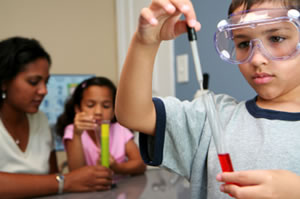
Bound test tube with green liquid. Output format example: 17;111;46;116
101;120;110;168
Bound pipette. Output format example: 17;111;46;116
186;26;204;91
186;26;234;172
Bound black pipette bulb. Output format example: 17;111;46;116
186;25;197;41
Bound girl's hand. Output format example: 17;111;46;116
96;154;117;170
137;0;201;45
216;170;300;199
109;154;116;167
108;155;121;173
97;154;116;166
74;112;97;135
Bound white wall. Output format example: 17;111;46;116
116;0;175;97
0;0;118;83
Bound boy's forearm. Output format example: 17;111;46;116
116;33;160;135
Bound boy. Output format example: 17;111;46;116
116;0;300;198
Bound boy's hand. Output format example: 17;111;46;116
137;0;201;45
216;170;300;199
74;112;97;135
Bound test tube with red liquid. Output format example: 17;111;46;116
187;26;234;173
203;92;234;172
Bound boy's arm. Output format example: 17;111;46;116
115;0;200;136
116;33;160;136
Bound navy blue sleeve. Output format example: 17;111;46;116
139;97;166;166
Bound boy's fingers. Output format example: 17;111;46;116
149;0;198;28
169;0;198;27
140;8;158;25
218;170;265;186
221;183;265;199
173;20;201;37
140;0;177;26
152;0;177;14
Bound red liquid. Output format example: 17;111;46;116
218;153;234;172
218;153;236;197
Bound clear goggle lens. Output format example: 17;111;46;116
214;9;300;64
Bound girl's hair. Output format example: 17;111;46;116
0;36;51;106
55;76;117;137
228;0;300;16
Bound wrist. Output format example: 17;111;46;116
56;174;65;194
133;32;161;49
73;128;83;136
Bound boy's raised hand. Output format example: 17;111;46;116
137;0;201;45
217;170;300;199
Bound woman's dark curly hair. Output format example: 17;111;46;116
0;36;51;106
55;76;117;138
228;0;300;16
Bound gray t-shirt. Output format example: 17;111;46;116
139;91;300;199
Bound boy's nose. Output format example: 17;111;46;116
249;45;269;66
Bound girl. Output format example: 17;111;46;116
56;77;146;176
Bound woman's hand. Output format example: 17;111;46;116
73;112;97;135
136;0;201;45
216;170;300;199
64;165;113;192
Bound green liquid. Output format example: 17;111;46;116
101;136;109;168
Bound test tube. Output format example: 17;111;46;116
186;26;234;172
101;120;110;168
203;92;233;172
94;121;102;165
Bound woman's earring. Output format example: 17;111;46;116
2;92;6;99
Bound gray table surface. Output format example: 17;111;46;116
35;168;190;199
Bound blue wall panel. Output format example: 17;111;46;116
175;0;256;101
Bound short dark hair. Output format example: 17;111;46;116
0;36;51;105
55;76;117;138
228;0;300;16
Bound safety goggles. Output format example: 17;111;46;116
214;8;300;64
